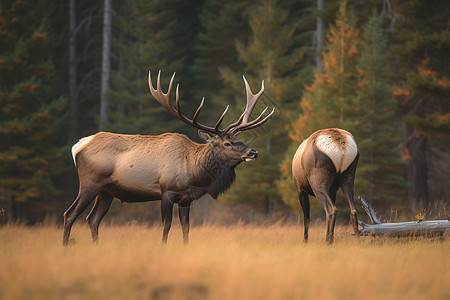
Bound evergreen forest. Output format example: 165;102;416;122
0;0;449;224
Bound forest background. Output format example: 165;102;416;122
0;0;448;225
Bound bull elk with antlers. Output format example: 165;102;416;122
63;71;274;245
292;128;360;244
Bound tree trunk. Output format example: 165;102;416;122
315;0;325;71
264;195;273;217
116;31;126;117
100;0;112;130
360;219;450;237
0;191;12;225
406;129;429;211
358;197;449;237
68;0;77;141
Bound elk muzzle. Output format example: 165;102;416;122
243;149;258;162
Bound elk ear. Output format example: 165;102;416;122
198;130;216;143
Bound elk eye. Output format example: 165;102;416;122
224;142;232;147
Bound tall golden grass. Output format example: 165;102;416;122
1;223;449;300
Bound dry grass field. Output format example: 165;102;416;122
1;223;449;300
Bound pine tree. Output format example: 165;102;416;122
390;0;450;210
191;0;249;123
355;13;405;205
69;1;104;135
0;0;67;222
279;0;360;211
219;0;305;213
105;0;184;135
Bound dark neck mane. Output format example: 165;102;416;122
194;145;238;199
205;164;236;199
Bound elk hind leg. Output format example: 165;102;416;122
313;189;338;245
86;191;113;243
178;204;190;245
63;188;100;246
297;190;310;243
326;202;338;245
341;180;359;236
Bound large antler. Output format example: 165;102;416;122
148;70;229;135
149;71;274;136
225;76;275;134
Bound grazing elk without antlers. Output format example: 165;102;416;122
292;128;360;244
63;71;274;245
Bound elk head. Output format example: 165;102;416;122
148;71;274;166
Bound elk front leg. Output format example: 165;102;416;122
297;190;310;243
178;204;190;245
161;193;174;244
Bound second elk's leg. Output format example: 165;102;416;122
340;156;360;236
297;190;310;242
309;169;338;244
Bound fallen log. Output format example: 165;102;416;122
358;197;450;237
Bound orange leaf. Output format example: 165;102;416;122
438;77;450;88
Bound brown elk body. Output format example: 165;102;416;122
292;128;360;244
63;71;274;245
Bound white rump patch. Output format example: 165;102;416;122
71;135;94;166
315;133;357;173
294;138;308;160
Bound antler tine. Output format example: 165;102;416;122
192;97;205;124
149;70;224;135
225;75;274;134
223;75;262;133
223;109;245;133
148;70;176;113
166;72;176;109
175;83;182;117
233;107;275;132
156;70;162;94
214;105;229;131
242;75;264;123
